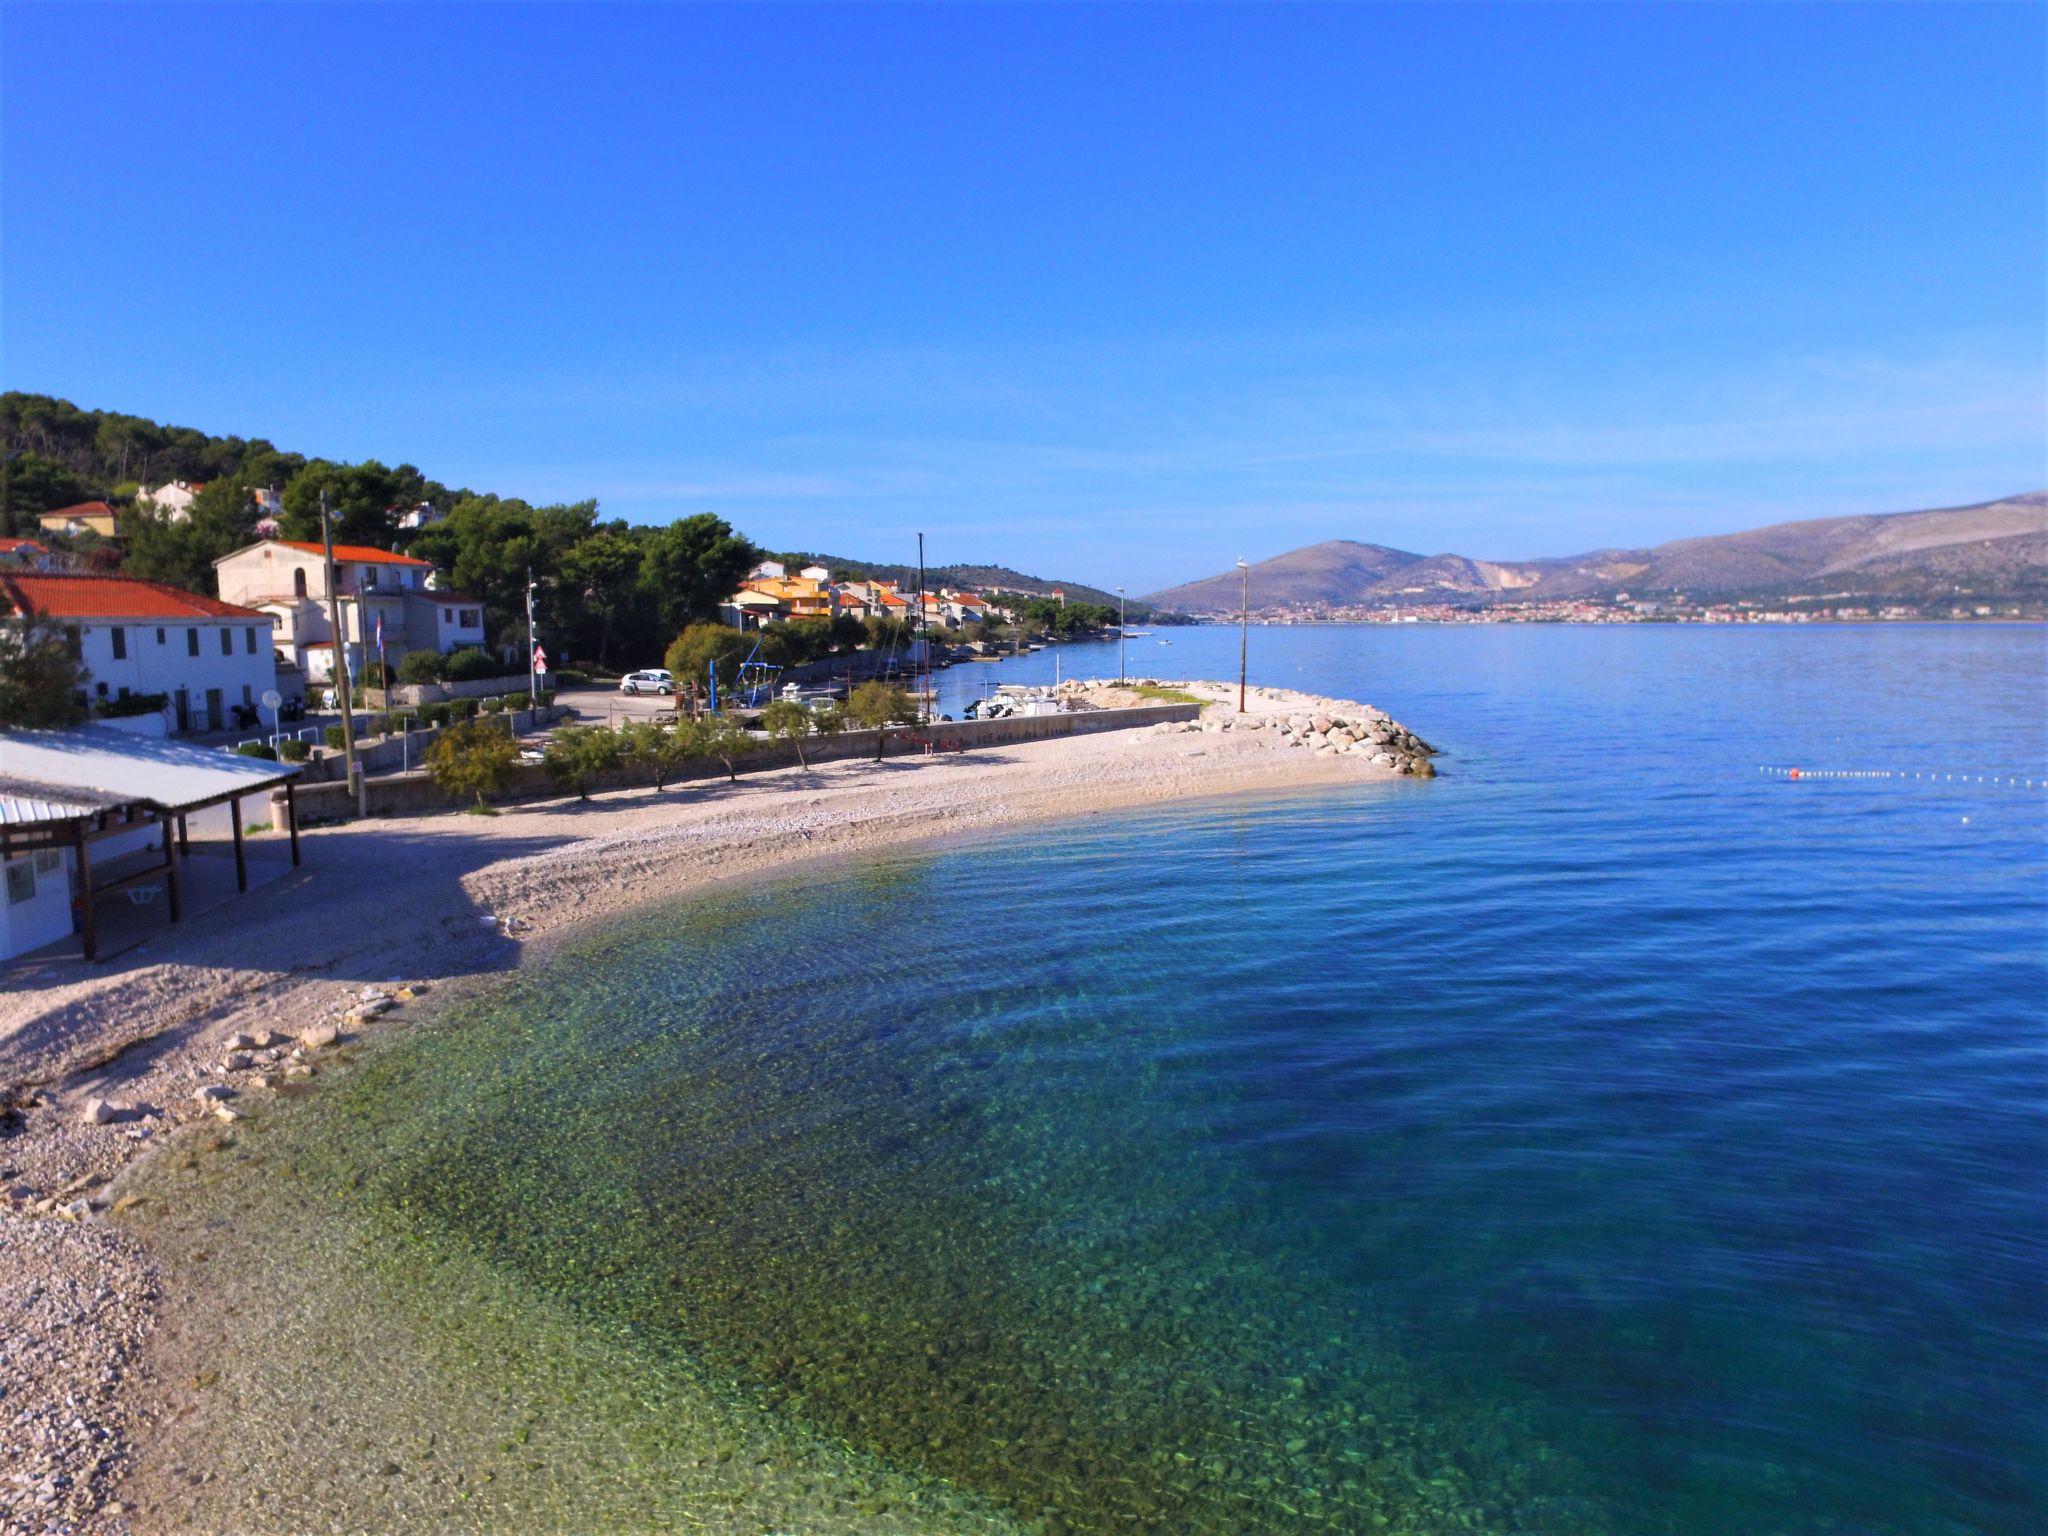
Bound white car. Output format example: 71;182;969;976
619;669;675;696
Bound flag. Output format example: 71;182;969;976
374;612;384;649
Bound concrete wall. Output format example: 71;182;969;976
384;676;536;707
290;704;570;782
285;703;1198;822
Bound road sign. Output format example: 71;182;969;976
533;645;549;675
261;689;282;711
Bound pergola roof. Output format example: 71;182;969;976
0;729;301;827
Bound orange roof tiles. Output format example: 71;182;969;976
270;541;431;567
0;573;267;621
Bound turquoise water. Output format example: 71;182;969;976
135;626;2047;1534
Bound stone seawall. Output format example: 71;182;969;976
284;702;1202;821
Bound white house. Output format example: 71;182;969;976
138;481;204;520
213;540;485;682
0;572;279;733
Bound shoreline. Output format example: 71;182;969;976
0;678;1434;1536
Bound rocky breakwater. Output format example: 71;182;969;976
1141;683;1439;777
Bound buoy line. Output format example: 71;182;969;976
1758;767;2043;788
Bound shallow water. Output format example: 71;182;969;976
126;625;2046;1534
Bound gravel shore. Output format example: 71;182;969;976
0;680;1433;1536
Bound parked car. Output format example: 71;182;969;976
619;669;675;696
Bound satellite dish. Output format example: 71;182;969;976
261;689;283;711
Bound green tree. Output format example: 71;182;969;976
279;460;423;547
759;698;813;768
425;718;520;808
846;680;914;760
664;623;753;702
0;613;88;726
618;718;694;791
541;723;623;801
692;714;753;785
639;514;757;636
560;527;645;668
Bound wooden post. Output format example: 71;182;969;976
177;814;190;854
162;818;182;923
74;820;96;962
230;796;248;892
285;780;301;867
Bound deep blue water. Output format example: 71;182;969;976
190;625;2048;1534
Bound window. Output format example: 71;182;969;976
156;627;166;645
220;628;233;656
5;860;33;906
112;628;127;660
246;627;258;653
460;609;480;628
33;849;60;875
64;626;82;659
187;628;199;657
362;566;379;590
293;568;307;598
242;684;253;705
444;608;453;623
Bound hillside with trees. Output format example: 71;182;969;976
3;394;1157;671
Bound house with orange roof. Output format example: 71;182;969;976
37;501;124;540
214;539;485;683
1;572;280;732
0;537;52;571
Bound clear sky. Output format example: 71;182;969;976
4;3;2042;592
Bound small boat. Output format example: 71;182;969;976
1121;629;1154;638
1158;638;1173;645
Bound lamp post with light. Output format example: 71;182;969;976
1117;586;1126;684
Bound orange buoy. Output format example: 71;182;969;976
1789;768;1801;780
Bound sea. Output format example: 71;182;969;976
123;623;2047;1536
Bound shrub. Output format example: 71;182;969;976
278;739;312;763
444;646;498;683
324;725;347;750
481;695;507;714
93;692;169;720
426;718;519;808
541;724;623;801
418;702;452;728
397;649;447;685
552;669;589;688
535;688;556;707
357;660;395;689
451;697;479;720
235;741;278;760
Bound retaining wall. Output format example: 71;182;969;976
283;702;1199;822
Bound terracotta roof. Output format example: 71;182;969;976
40;501;120;521
267;541;432;567
0;573;266;622
0;538;49;555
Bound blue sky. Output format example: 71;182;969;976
4;3;2042;592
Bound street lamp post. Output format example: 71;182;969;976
1117;586;1126;684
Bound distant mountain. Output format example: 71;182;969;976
1143;493;2048;613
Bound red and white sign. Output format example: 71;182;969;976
532;645;549;675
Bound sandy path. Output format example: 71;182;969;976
0;680;1430;1535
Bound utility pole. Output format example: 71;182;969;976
1236;557;1250;713
526;568;539;707
916;532;928;724
319;489;366;816
1117;586;1126;684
